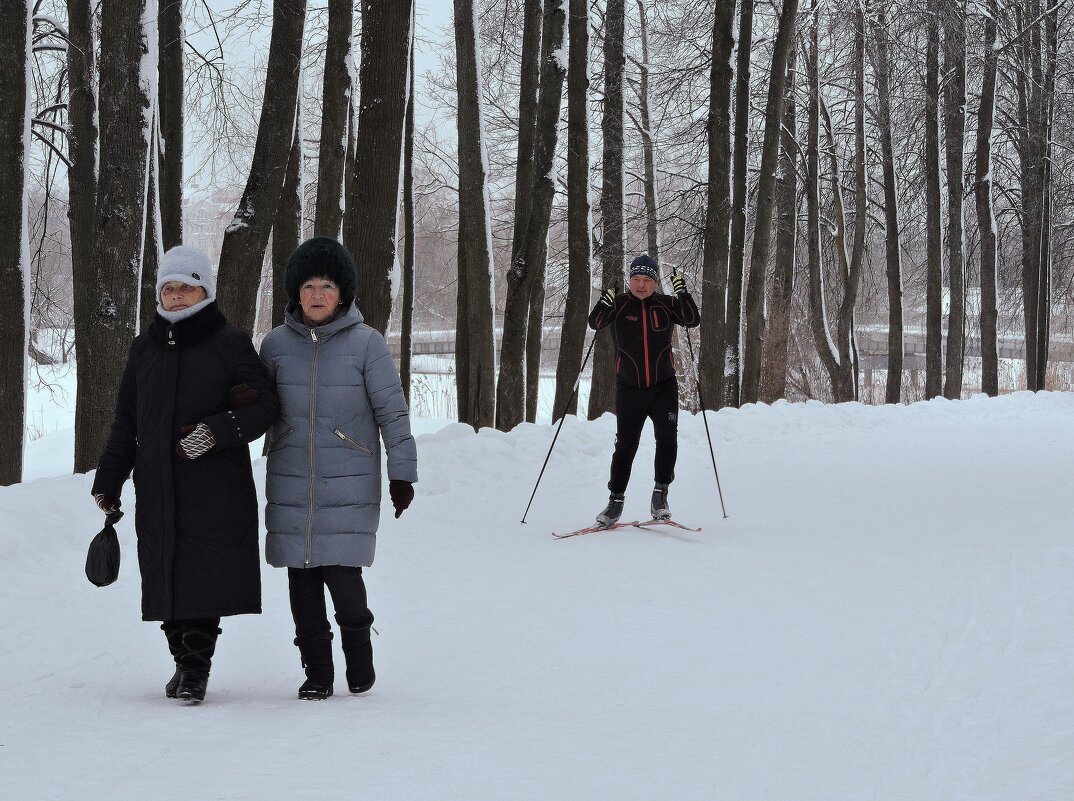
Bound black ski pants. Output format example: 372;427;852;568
608;377;678;494
287;566;374;642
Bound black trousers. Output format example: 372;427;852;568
608;377;678;494
287;566;374;641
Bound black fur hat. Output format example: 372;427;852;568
284;237;358;308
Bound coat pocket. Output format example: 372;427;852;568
267;425;294;453
333;428;373;454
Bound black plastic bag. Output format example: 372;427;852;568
85;510;123;587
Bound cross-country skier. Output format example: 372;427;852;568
588;254;700;526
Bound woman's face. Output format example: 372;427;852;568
299;277;341;324
160;281;208;311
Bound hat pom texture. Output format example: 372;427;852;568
285;237;358;308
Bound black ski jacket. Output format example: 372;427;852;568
91;303;279;621
588;290;700;387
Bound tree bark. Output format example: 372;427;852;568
699;0;735;411
924;9;943;399
272;104;303;330
805;0;840;396
140;112;162;334
873;7;903;403
740;0;798;405
724;0;755;408
975;0;998;396
497;0;566;431
1034;5;1058;387
314;0;352;238
587;0;625;420
215;0;306;335
74;0;152;472
552;0;592;421
0;0;30;486
454;0;497;430
941;0;966;400
760;43;798;405
401;38;415;407
343;0;413;335
158;0;183;249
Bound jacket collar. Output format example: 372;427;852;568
283;302;363;341
148;301;227;346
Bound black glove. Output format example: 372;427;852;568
229;383;259;409
93;493;121;513
389;480;414;519
671;272;687;295
176;423;216;460
598;287;616;308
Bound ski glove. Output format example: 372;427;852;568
94;493;121;513
389;480;414;519
229;383;259;409
598;287;616;308
671;273;687;295
176;423;216;460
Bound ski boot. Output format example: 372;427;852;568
596;492;625;527
650;483;671;521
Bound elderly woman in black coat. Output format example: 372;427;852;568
91;246;279;703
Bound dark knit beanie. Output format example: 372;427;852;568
285;237;358;308
629;254;660;282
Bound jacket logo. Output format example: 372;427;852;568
626;315;639;321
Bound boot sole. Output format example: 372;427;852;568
298;689;333;701
348;681;374;694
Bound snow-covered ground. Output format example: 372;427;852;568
3;391;1074;800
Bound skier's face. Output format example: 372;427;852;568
160;281;208;311
299;277;341;324
629;275;657;300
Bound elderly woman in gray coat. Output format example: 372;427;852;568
260;237;418;700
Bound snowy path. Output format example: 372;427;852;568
2;393;1073;800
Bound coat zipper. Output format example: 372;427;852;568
305;328;320;567
334;429;372;454
641;298;651;387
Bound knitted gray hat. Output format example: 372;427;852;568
156;246;216;301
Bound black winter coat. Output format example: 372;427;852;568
588;291;700;387
91;303;279;621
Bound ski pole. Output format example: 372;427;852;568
677;272;728;519
520;332;599;525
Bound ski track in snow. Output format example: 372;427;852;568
2;392;1074;800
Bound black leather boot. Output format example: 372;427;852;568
338;623;375;694
161;622;185;699
296;634;334;700
176;622;220;703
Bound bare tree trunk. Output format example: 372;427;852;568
497;0;566;431
158;0;183;249
975;0;998;396
343;0;412;335
74;0;152;472
941;0;966;400
760;44;798;405
635;0;659;262
924;9;943;399
1016;1;1042;390
525;278;545;422
401;39;415;407
805;0;840;395
272;105;303;330
740;0;798;405
314;0;352;237
699;0;735;411
216;0;306;335
553;0;592;421
0;0;30;486
1035;6;1058;387
587;0;625;419
140;112;162;334
873;7;903;403
454;0;497;429
724;0;755;408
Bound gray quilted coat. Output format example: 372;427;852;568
259;304;417;568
